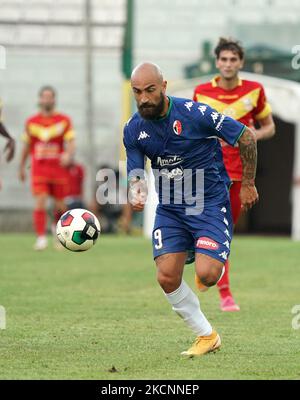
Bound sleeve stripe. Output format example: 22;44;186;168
233;124;247;145
255;103;272;120
64;130;75;141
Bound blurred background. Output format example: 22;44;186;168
0;0;300;238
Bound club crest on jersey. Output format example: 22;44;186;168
196;237;219;251
173;120;182;135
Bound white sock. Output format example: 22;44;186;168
164;280;213;337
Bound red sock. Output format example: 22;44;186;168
33;209;47;237
217;259;232;299
54;209;64;224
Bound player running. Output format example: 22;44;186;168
19;86;75;250
193;38;275;311
123;62;258;356
0;97;16;168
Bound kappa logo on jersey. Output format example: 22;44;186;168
219;251;228;261
221;207;227;213
184;101;193;111
223;240;230;249
215;114;226;132
224;229;231;238
223;217;229;226
138;131;150;140
196;237;220;251
211;111;220;124
198;105;207;115
173;120;182;135
242;97;254;112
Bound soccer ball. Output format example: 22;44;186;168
56;208;101;252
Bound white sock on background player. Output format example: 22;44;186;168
164;280;212;337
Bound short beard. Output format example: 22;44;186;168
39;103;55;113
138;93;166;120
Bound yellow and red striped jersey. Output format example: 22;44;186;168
22;112;75;162
193;76;271;180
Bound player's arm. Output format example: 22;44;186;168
61;138;75;167
61;117;76;166
0;122;15;162
253;85;275;141
196;104;258;211
237;127;259;211
254;114;276;141
19;141;30;182
123;125;147;212
128;177;148;212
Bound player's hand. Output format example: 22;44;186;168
4;138;15;162
60;152;72;167
19;167;26;182
240;183;259;212
128;179;148;212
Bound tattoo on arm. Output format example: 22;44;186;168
238;127;257;185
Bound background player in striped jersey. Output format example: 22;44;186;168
193;38;275;311
19;86;75;250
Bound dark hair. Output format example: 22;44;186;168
39;85;56;97
214;37;244;60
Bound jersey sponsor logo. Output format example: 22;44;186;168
161;166;184;181
196;237;220;251
218;94;239;100
173;120;182;135
184;101;193;111
138;131;150;140
198;105;207;115
156;155;183;167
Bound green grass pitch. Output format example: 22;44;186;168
0;234;299;380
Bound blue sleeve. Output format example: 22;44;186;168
123;125;145;180
195;103;246;146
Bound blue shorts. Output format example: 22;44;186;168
152;201;233;264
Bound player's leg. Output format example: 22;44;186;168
52;183;68;249
217;181;242;311
33;192;48;250
155;251;220;356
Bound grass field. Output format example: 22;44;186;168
0;233;300;380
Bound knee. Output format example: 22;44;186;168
157;271;181;293
196;268;222;287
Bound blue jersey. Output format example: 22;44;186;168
123;96;245;211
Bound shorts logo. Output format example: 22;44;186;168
196;237;219;250
173;120;182;135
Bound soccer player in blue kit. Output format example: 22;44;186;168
123;63;258;356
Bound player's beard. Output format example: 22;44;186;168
39;103;55;113
138;92;166;120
